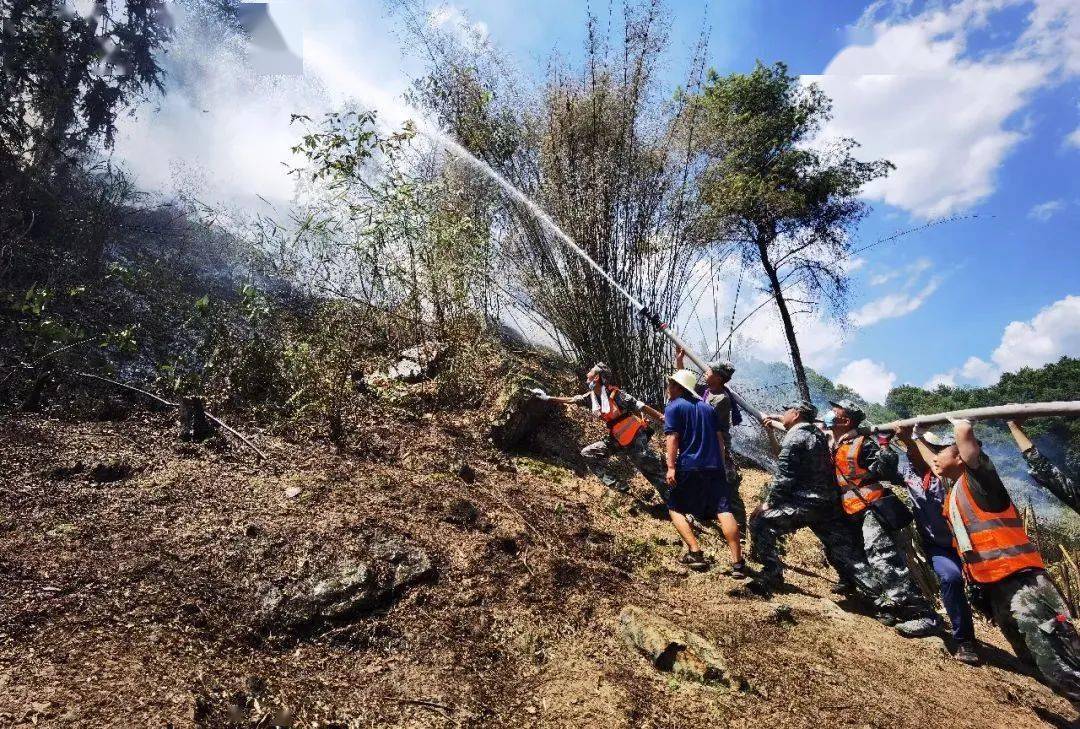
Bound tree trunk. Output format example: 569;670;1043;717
756;236;811;401
20;371;51;412
178;397;215;441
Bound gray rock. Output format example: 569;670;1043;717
489;379;553;449
617;606;739;687
259;533;434;634
88;460;132;483
372;341;449;384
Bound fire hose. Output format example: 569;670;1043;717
872;401;1080;432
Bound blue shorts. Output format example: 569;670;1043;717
667;468;729;521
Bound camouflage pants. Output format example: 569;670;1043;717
580;432;668;501
750;502;880;602
852;509;940;620
989;570;1080;702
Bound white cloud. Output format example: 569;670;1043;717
846;256;868;272
991;294;1080;370
1068;126;1080;149
429;4;489;48
1022;0;1080;77
960;355;1000;385
810;0;1080;219
1028;199;1065;221
925;294;1080;387
924;371;957;389
850;274;943;326
836;358;897;403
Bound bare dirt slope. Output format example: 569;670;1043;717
1;383;1077;728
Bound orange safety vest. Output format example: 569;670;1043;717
834;435;885;515
598;386;647;447
944;471;1045;584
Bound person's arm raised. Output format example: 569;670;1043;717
896;425;931;476
950;417;981;467
1007;419;1035;453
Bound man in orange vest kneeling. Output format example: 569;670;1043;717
539;363;668;500
933;418;1080;702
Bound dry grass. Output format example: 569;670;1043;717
0;367;1076;727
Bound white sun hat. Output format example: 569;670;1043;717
668;369;701;399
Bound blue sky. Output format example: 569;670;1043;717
113;0;1080;403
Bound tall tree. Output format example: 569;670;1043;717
0;0;172;172
690;62;891;400
403;0;710;398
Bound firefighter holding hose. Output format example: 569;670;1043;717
532;363;668;499
932;418;1080;702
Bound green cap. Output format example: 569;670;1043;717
706;360;735;377
783;400;818;418
829;399;866;425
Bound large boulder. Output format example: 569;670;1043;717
617;606;738;687
489;377;553;449
258;533;434;634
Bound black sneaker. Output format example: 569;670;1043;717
874;612;899;627
728;561;748;580
678;550;709;571
954;641;981;665
746;577;778;598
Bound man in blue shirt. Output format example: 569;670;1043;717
663;369;744;575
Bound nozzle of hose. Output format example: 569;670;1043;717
639;307;664;330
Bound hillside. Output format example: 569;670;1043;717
1;349;1076;728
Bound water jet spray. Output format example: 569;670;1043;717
423;128;768;424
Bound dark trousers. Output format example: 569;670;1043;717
852;509;940;621
926;544;975;642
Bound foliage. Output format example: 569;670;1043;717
267;109;499;341
688;62;892;400
0;0;172;171
404;0;709;400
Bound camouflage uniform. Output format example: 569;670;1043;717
955;452;1080;700
987;570;1080;702
575;389;667;500
749;422;880;600
580;431;668;499
835;431;940;622
1023;446;1079;513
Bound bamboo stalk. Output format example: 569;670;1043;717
873;401;1080;432
1061;546;1079;616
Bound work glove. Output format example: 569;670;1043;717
528;387;549;401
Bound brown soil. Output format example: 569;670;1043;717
1;395;1077;728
